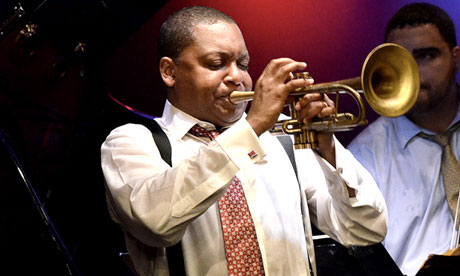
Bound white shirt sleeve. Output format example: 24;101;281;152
296;136;388;246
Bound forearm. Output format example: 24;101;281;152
315;132;336;168
299;137;387;246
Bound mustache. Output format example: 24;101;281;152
420;83;431;91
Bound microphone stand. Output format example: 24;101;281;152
0;129;82;276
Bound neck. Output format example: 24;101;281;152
407;84;459;133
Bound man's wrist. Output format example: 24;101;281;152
245;116;265;137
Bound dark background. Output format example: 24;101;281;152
0;0;459;275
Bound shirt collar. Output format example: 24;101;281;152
393;115;424;149
396;88;460;149
157;100;242;141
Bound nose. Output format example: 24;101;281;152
224;63;244;87
417;64;427;84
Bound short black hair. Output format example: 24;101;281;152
158;6;236;62
385;2;457;48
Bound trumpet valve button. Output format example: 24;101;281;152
295;72;312;80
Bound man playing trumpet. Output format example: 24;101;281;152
101;6;387;276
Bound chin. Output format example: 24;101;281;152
215;113;244;127
221;116;243;126
216;105;246;124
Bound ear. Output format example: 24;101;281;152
452;46;459;73
160;57;176;87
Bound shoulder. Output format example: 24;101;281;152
103;123;154;147
349;117;394;148
348;117;396;163
109;123;152;136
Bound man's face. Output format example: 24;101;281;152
167;21;252;127
386;24;459;116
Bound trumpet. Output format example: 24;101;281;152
229;43;420;149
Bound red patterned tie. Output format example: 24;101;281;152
189;125;265;275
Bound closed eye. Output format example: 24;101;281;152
238;62;249;71
208;60;224;70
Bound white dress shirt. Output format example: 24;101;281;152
101;101;387;276
348;105;460;276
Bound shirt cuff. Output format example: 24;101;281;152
316;136;356;200
333;136;358;191
215;119;266;169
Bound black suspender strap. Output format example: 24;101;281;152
145;120;172;166
276;135;298;178
276;135;316;275
142;119;185;276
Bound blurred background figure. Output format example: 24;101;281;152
349;3;460;276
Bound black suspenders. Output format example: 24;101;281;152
142;120;185;276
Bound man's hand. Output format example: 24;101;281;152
295;93;337;167
245;58;337;166
246;58;312;136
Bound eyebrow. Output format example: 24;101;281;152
412;47;440;54
203;51;250;60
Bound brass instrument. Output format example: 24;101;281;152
229;43;420;149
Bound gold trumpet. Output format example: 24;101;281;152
229;43;420;149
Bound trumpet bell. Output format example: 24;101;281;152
362;43;420;117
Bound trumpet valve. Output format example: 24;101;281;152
295;72;312;79
294;72;313;92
